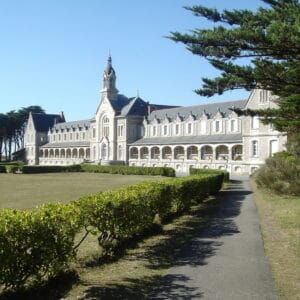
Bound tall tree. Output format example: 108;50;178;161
169;0;300;135
0;106;45;161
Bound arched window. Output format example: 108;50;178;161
102;116;110;137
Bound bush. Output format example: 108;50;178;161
80;164;175;177
255;152;300;195
0;166;6;173
22;165;81;174
0;172;224;290
190;168;229;182
0;203;81;289
73;173;224;258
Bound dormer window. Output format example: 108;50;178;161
152;126;157;136
230;119;237;132
163;125;168;136
175;124;179;135
215;120;221;133
187;123;192;135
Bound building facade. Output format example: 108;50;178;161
24;57;286;174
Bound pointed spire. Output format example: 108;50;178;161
106;53;113;74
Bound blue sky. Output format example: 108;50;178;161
0;0;264;121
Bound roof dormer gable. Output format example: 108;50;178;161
186;111;196;122
213;108;224;119
199;109;209;120
175;112;183;123
151;115;159;125
162;114;171;124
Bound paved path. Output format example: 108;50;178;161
150;176;278;300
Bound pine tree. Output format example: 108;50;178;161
169;0;300;135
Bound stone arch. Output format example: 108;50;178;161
66;149;71;158
216;145;229;160
174;146;184;159
201;145;213;160
72;148;78;158
162;146;172;159
86;148;90;159
79;148;84;158
130;147;138;159
45;149;48;158
150;146;160;159
49;149;54;158
140;147;149;159
232;145;243;160
187;146;198;160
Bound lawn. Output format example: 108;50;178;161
252;181;300;300
0;173;161;209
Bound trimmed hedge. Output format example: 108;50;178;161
22;165;81;174
0;203;81;289
20;164;175;177
80;164;175;177
0;166;6;173
190;168;229;182
0;172;224;290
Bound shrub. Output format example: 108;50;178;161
80;164;175;177
190;168;229;182
255;152;300;195
5;165;20;174
0;165;6;173
0;203;81;289
22;165;81;174
0;172;224;290
73;173;224;258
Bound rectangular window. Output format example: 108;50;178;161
200;120;206;134
187;123;192;134
163;125;167;135
92;128;96;138
252;140;258;157
82;132;85;140
230;120;236;132
215;121;220;133
64;134;66;141
175;124;179;135
153;126;156;136
70;133;72;140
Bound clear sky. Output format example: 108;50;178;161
0;0;264;121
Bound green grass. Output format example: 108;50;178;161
252;180;300;300
0;173;161;209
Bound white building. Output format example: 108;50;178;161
24;56;286;174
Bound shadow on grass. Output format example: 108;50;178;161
0;270;79;300
0;179;248;299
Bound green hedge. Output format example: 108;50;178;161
0;172;223;290
80;164;175;177
22;165;81;174
0;166;6;173
20;164;175;177
190;168;229;182
0;203;81;289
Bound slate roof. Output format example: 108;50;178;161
52;119;91;131
130;134;243;146
31;113;64;132
120;97;148;117
41;141;90;148
148;100;247;122
110;94;131;113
